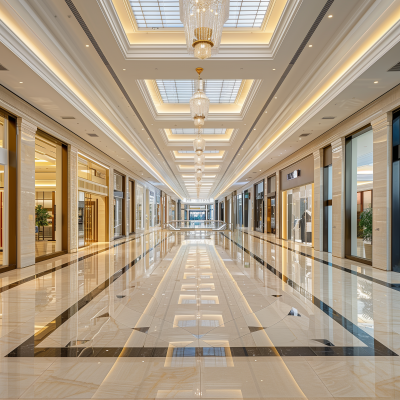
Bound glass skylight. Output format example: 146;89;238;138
171;128;227;135
130;0;270;29
156;80;242;103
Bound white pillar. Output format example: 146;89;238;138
17;118;36;268
331;138;346;259
371;113;392;270
68;145;78;253
313;149;324;252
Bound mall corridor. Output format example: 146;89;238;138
0;229;399;398
1;0;400;397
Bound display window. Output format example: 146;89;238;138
345;127;373;262
282;184;313;245
136;184;144;230
77;155;108;248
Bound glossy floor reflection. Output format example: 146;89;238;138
0;230;400;398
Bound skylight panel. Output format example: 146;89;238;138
156;80;242;103
129;0;182;28
171;128;227;134
226;0;270;28
130;0;270;29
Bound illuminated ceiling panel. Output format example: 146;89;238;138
171;128;227;135
178;150;219;154
156;80;242;103
129;0;270;29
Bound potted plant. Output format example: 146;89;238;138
35;205;51;240
359;207;372;259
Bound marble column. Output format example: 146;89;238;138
17;118;36;268
124;174;129;236
313;149;324;252
109;167;114;241
371;113;392;270
275;172;280;238
331;137;346;259
68;146;78;253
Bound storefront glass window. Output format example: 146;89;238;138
113;173;124;238
346;128;373;261
283;184;313;245
237;194;243;227
267;176;276;234
78;155;108;248
0;116;7;266
136;184;144;230
35;134;63;258
149;191;155;228
156;192;160;225
254;181;264;232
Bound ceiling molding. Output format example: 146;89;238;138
158;128;240;147
97;0;302;60
136;79;263;121
213;4;400;197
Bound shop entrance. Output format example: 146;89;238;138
78;191;107;248
254;181;264;233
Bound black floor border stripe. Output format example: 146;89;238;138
221;232;398;357
237;230;400;291
0;231;162;294
8;346;384;358
5;233;174;358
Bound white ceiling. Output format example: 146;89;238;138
0;0;399;201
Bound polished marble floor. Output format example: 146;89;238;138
0;229;400;399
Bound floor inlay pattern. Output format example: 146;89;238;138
1;231;400;399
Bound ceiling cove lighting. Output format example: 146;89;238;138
180;0;229;59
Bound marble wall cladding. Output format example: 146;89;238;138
371;113;392;271
313;150;324;251
125;175;129;236
17;118;36;268
275;172;280;238
109;167;114;241
68;146;78;253
331;138;345;259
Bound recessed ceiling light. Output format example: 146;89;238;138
328;15;333;18
259;170;261;171
309;45;313;47
374;81;378;84
123;69;126;71
19;82;23;84
86;45;89;47
253;128;256;130
273;69;276;70
274;97;277;99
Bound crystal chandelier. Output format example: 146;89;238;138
195;153;205;164
180;0;230;60
193;132;206;156
196;170;203;182
195;161;205;173
190;68;210;122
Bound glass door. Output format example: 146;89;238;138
243;191;249;228
267;197;276;234
254;181;264;232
